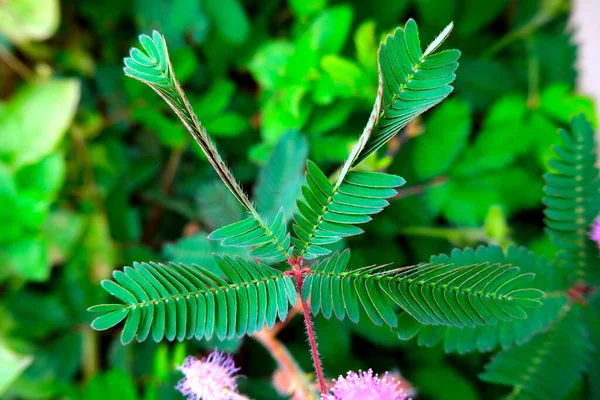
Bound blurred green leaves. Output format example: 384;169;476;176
0;341;32;396
204;0;249;44
0;0;59;43
0;79;80;281
0;79;80;169
412;100;472;181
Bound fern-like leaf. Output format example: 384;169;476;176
543;114;600;285
124;31;252;213
292;19;456;259
124;32;292;261
352;19;459;166
89;257;297;344
394;246;568;353
302;247;544;328
480;307;592;400
292;161;405;259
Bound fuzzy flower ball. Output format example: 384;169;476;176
591;217;600;248
323;369;407;400
175;351;241;400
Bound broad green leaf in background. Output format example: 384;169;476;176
354;20;378;74
0;162;22;243
79;369;140;400
14;152;66;196
303;5;354;55
540;83;596;126
0;235;49;281
289;0;328;19
320;55;370;99
43;210;86;265
132;107;187;149
411;366;479;400
0;0;59;43
413;99;472;180
203;113;249;137
248;41;295;90
0;79;80;169
427;168;542;226
455;59;516;111
191;80;237;120
311;135;356;163
414;0;456;28
0;341;32;396
457;0;510;36
10;333;82;398
452;95;529;175
204;0;249;44
134;0;209;47
260;90;313;144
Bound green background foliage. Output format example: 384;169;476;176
0;0;597;399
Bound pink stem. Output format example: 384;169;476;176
291;259;327;394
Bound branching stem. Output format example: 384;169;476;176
253;326;316;399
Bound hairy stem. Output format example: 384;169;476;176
291;261;327;394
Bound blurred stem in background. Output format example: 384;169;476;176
527;38;541;109
484;0;570;58
0;43;33;82
399;206;512;248
142;144;187;245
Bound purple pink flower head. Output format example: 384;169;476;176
322;369;407;400
175;351;241;400
591;217;600;248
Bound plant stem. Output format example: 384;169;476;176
254;327;316;399
527;39;540;109
291;261;327;394
142;146;185;244
483;0;568;59
300;296;326;394
81;326;99;380
0;43;34;82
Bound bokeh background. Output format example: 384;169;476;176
0;0;597;399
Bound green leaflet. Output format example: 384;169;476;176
352;19;460;166
480;307;592;400
292;161;405;259
543;114;600;285
208;209;292;263
89;258;297;344
302;247;544;329
394;245;568;353
124;31;255;214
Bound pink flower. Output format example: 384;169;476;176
591;217;600;248
322;369;407;400
176;351;241;400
